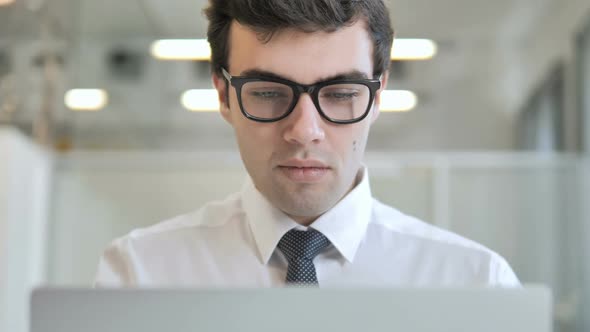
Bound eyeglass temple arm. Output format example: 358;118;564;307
221;68;232;82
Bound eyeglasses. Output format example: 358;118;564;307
221;68;381;124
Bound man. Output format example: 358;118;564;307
95;0;520;287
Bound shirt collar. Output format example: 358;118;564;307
242;167;373;264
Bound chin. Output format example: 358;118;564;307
279;193;337;217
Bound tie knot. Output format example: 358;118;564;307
278;229;330;262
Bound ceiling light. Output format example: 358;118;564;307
152;38;437;61
151;39;211;61
380;90;417;112
64;89;108;111
0;0;15;6
391;39;437;60
182;89;219;111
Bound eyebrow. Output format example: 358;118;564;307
239;69;370;84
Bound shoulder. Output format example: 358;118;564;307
371;199;488;250
98;191;244;262
370;199;520;286
125;191;244;242
94;192;246;286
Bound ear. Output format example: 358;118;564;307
212;72;233;125
370;70;389;125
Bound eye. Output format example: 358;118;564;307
322;91;359;100
320;88;361;102
249;90;287;99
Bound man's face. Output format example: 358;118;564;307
213;20;386;225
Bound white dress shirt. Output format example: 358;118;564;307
94;168;520;287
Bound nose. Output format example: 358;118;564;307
282;94;326;146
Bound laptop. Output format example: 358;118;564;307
30;286;552;332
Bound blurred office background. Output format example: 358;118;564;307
1;0;590;331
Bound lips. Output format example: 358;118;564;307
277;159;330;183
279;159;329;169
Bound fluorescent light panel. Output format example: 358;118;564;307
392;39;437;60
380;90;417;112
152;38;436;61
65;89;108;111
182;89;220;112
151;39;211;61
182;89;416;112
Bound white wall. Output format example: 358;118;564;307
0;127;52;332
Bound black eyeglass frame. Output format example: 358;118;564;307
221;67;382;124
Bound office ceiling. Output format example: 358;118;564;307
0;0;570;150
0;0;547;40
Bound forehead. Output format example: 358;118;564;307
227;21;374;84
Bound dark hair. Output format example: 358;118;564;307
204;0;394;78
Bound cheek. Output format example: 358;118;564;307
234;121;276;159
349;126;371;159
330;126;367;165
348;125;369;149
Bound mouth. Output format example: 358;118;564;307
277;160;331;183
278;159;329;169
